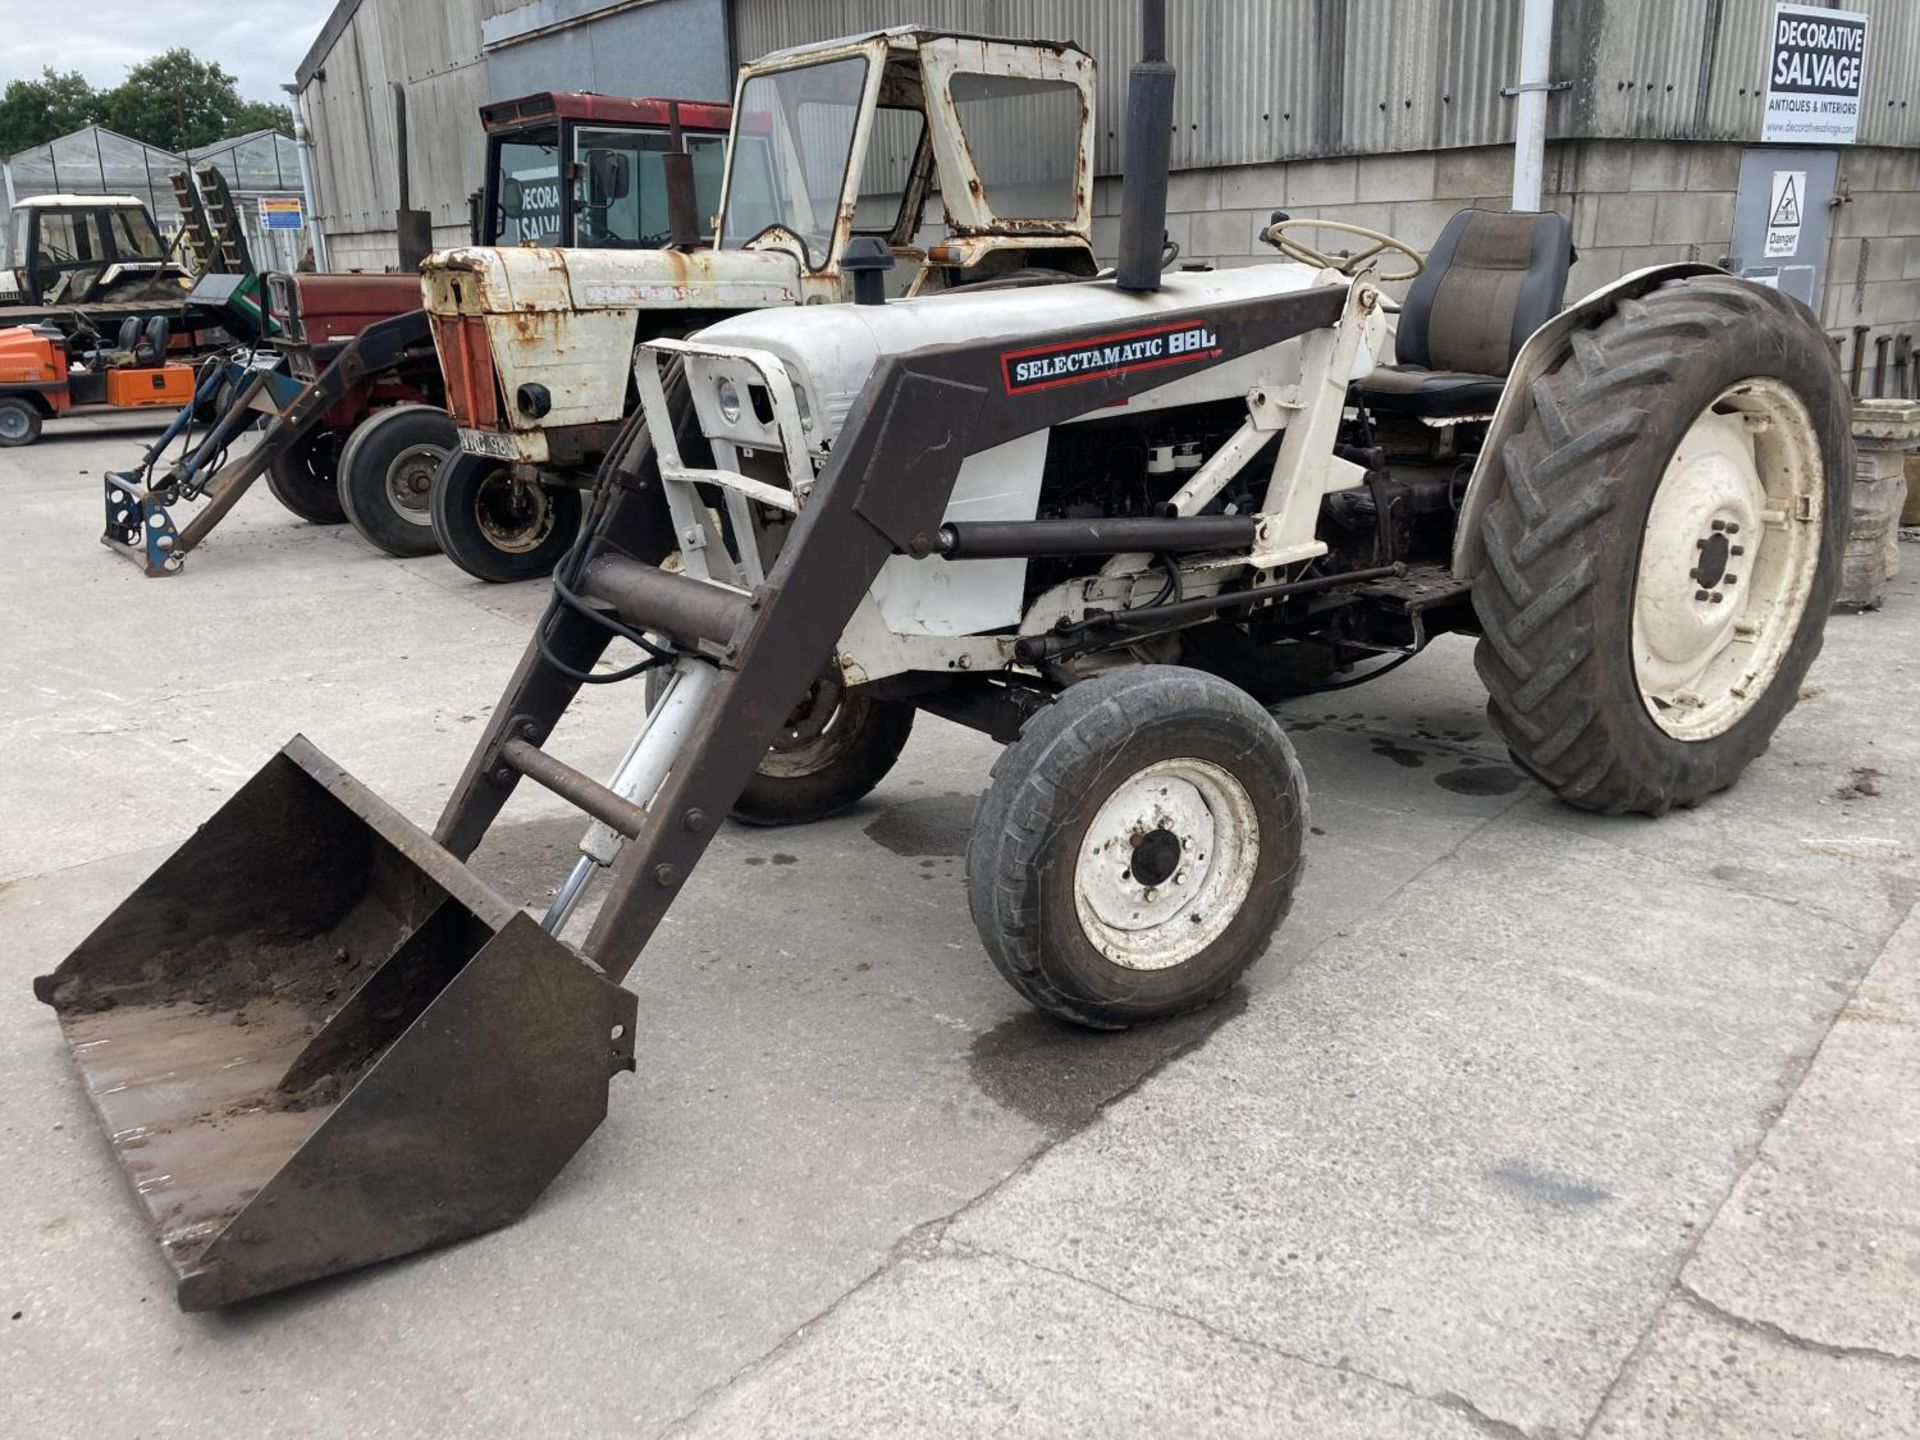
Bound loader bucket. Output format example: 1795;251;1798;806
33;736;637;1311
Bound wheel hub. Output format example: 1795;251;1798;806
474;470;555;553
0;407;29;441
1074;758;1259;971
385;443;444;524
1632;381;1822;741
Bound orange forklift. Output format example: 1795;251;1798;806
0;317;197;446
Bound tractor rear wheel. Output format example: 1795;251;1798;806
0;396;42;447
338;404;453;557
645;666;914;826
430;452;582;583
1470;276;1850;815
266;428;348;524
966;666;1306;1029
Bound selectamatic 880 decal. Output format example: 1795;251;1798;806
1001;319;1224;395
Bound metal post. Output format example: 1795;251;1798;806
285;84;330;272
1511;0;1556;212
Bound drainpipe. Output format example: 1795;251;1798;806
1511;0;1556;212
285;82;330;272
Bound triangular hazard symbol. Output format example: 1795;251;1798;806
1770;177;1801;228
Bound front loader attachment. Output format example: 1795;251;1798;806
32;736;636;1311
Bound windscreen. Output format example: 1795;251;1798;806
720;56;867;266
108;206;163;262
949;73;1082;221
492;127;562;245
573;127;729;247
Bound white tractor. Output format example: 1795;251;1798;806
420;27;1102;581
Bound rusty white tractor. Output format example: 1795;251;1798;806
420;27;1102;582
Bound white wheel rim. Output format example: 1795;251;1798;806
1073;757;1260;972
0;406;30;440
1632;379;1823;741
384;443;445;525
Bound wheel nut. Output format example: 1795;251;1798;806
1725;523;1740;535
1711;520;1726;532
1730;545;1745;557
1723;574;1738;587
1695;589;1711;601
1144;887;1159;901
1709;592;1724;604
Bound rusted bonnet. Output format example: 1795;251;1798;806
33;736;636;1311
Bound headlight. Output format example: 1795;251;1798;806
715;377;741;424
792;383;814;433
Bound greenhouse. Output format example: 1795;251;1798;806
1;123;309;285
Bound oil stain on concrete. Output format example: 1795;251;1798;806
1435;764;1524;797
863;792;979;858
969;988;1250;1137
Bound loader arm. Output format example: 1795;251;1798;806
104;310;436;575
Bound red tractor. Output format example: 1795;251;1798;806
104;93;730;577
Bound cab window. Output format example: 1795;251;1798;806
573;126;729;248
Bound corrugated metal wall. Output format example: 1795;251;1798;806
1576;0;1913;146
732;0;1917;171
297;0;523;249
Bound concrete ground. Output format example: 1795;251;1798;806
2;421;1917;1439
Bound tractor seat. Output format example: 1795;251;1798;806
1356;208;1575;421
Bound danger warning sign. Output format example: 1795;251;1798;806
1764;171;1806;257
1762;3;1868;145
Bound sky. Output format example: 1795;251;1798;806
0;2;331;103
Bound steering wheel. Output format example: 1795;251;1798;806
1264;218;1425;283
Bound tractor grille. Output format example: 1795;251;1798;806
432;315;502;430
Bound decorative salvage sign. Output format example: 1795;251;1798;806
1001;320;1223;395
258;196;306;231
1762;3;1868;145
1764;170;1806;257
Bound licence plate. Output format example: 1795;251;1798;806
458;427;520;459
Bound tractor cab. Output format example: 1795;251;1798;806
479;92;732;250
421;29;1099;470
714;28;1098;294
7;195;188;307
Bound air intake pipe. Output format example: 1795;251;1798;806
1115;0;1175;293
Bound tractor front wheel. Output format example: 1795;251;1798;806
430;452;581;583
338;404;454;558
265;428;348;524
966;665;1306;1029
1470;276;1850;815
645;666;914;826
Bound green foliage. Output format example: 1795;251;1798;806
0;51;292;159
0;69;101;159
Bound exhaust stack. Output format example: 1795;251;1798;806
1115;0;1175;293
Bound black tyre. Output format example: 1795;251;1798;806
337;404;455;558
0;396;43;447
1470;276;1850;816
265;427;348;524
645;665;914;826
967;665;1306;1029
430;451;582;583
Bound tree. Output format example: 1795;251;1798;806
231;99;295;138
99;50;289;152
0;69;100;159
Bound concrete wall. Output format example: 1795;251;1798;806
1093;139;1920;375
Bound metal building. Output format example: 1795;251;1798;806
292;0;1917;381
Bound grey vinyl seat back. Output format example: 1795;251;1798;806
1394;208;1576;377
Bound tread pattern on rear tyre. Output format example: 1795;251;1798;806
967;666;1307;1030
1470;276;1847;816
